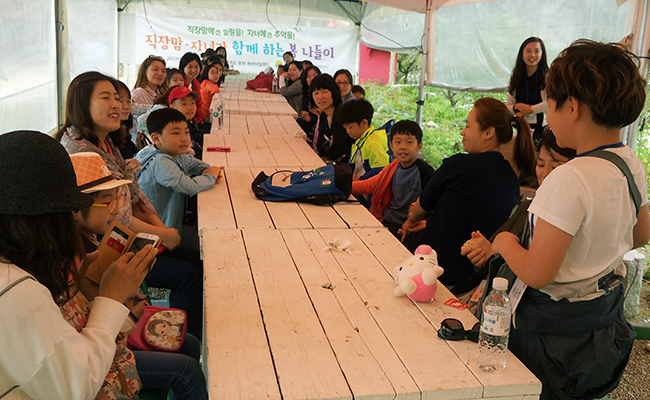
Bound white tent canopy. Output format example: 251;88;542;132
1;0;648;146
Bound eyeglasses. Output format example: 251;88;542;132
148;55;165;62
92;194;125;213
335;81;351;86
437;318;480;342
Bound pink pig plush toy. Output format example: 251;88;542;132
392;245;444;302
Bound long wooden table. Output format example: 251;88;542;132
197;76;541;400
213;73;298;119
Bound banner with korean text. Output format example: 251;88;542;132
132;14;359;76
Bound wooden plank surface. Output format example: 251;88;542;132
297;203;349;229
263;115;288;135
202;135;228;166
333;202;384;228
313;228;484;399
278;114;302;134
196;173;235;232
246;115;268;134
283;137;324;168
354;227;542;399
243;230;353;400
283;229;421;400
223;135;253;167
202;229;281;400
226;167;274;229
264;136;302;167
246;134;278;167
229;114;249;134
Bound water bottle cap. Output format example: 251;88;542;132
492;277;508;291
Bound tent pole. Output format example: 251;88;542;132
55;0;66;130
626;0;649;149
415;0;433;126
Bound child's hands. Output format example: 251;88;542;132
203;166;224;182
460;231;491;267
399;219;426;242
98;245;157;304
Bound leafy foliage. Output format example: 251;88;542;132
395;53;422;85
365;81;649;201
365;82;504;169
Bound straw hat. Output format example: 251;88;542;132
69;152;131;193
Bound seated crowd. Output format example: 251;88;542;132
0;39;648;400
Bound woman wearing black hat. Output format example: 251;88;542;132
0;130;157;399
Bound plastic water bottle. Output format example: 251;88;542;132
217;94;225;129
477;277;512;373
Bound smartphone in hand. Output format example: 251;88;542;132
128;233;161;255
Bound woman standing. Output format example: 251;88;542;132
131;55;168;120
506;37;549;143
401;98;536;286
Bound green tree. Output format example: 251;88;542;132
396;52;422;84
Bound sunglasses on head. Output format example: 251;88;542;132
438;318;480;343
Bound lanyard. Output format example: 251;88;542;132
524;69;539;104
573;142;624;159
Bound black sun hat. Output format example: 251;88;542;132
0;131;93;215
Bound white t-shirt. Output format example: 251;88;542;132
528;146;648;301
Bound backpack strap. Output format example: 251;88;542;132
584;150;642;217
0;275;36;299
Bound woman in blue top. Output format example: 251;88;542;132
505;37;550;143
401;98;536;285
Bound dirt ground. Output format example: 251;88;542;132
607;249;650;400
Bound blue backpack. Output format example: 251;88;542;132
252;164;353;205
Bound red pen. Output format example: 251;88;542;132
207;146;231;152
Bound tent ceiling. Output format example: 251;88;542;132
359;0;499;14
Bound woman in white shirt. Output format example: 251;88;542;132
0;130;156;400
